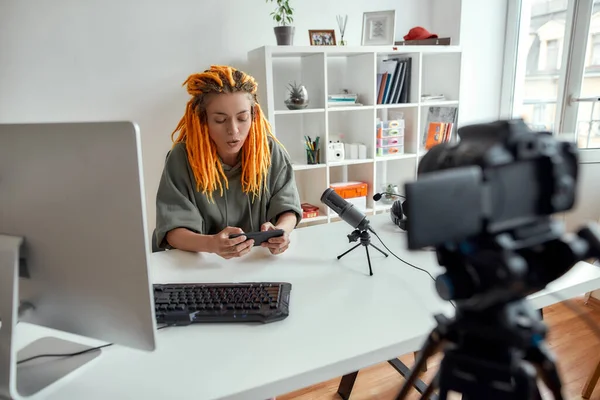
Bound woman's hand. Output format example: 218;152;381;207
209;226;254;259
260;222;290;255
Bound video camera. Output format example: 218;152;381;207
396;119;600;399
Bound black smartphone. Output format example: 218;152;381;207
229;229;285;246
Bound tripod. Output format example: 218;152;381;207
337;229;388;276
391;220;600;400
394;299;564;400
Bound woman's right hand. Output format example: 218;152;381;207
209;226;254;259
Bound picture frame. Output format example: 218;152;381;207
309;29;337;46
361;10;396;46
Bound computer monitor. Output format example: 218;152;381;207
0;122;157;399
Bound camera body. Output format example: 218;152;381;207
327;141;345;161
405;119;579;250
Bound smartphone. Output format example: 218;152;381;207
229;229;285;247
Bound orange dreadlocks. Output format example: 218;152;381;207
171;65;282;202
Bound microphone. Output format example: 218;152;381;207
320;188;370;231
373;192;406;201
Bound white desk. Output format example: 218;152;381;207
14;214;600;400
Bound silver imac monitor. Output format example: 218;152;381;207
0;122;157;399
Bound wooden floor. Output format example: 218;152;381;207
279;296;600;400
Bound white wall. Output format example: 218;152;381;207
456;0;509;125
0;0;508;237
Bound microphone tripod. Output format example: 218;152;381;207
337;228;388;276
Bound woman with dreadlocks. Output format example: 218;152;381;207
153;65;302;259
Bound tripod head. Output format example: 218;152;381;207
397;119;600;399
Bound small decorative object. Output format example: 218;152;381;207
266;0;295;45
308;29;336;45
396;26;450;46
285;81;309;110
336;15;348;45
361;10;396;46
381;184;399;204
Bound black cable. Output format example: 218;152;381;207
370;228;457;309
16;324;172;365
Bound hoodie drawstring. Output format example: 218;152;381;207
248;197;254;232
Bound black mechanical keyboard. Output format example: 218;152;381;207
153;282;291;325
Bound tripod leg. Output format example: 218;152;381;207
365;245;373;276
526;342;564;400
419;370;439;400
337;243;361;260
368;242;388;257
395;329;444;400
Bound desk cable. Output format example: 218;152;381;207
16;324;173;366
370;228;456;310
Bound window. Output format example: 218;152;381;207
502;0;600;151
591;34;600;65
546;39;560;70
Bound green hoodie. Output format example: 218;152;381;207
153;136;303;251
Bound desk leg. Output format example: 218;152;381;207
414;351;427;372
337;371;359;400
388;358;438;400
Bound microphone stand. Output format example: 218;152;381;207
337;228;388;276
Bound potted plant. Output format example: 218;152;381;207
285;81;309;109
266;0;295;45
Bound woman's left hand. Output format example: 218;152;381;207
260;222;290;255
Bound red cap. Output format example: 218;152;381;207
403;27;438;41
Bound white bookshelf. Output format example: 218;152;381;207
247;45;462;227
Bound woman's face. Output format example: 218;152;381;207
205;93;252;165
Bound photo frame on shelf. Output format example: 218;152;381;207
309;29;337;45
361;10;396;46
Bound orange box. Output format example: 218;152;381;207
330;181;368;199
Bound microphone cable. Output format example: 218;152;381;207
369;227;456;309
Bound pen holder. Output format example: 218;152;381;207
306;149;320;164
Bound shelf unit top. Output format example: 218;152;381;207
249;45;462;58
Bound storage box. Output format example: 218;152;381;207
377;137;403;147
301;203;320;219
376;146;404;156
330;181;368;199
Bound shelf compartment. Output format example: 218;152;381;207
329;163;375;212
274;111;325;166
421;52;462;104
375;52;420;106
328;107;375;160
419;104;459;153
374;157;417;207
327;53;377;107
272;54;326;112
376;106;419;155
295;168;328;221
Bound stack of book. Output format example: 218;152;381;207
376;57;412;104
327;93;361;107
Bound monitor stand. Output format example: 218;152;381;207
0;235;101;399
